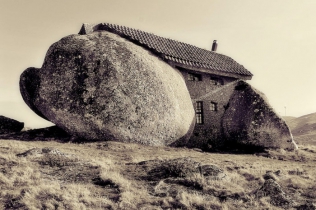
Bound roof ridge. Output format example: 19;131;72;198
86;23;226;56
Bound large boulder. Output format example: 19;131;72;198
20;31;195;146
0;115;24;134
221;81;297;150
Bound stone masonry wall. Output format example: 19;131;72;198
178;69;236;99
176;68;238;148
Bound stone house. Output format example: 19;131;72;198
79;23;252;132
78;23;296;150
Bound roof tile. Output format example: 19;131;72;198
80;23;252;77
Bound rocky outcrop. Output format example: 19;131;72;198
16;147;70;157
221;81;297;150
255;172;295;208
20;31;195;146
127;157;226;181
0;116;24;134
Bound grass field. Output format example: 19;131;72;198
0;138;315;209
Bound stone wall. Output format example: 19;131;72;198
184;80;297;151
177;68;236;99
177;68;237;130
170;68;296;151
189;88;239;147
174;68;239;148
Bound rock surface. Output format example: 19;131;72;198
16;147;70;157
20;31;195;146
0;115;24;134
255;178;294;208
133;157;226;181
222;81;297;150
130;157;227;198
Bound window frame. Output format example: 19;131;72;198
210;102;218;111
196;101;204;124
188;72;202;81
210;76;223;85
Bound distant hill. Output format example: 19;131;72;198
282;116;296;122
283;112;316;145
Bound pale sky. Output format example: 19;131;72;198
1;0;315;128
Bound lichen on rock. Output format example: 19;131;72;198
221;81;297;150
20;31;195;146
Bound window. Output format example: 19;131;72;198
210;102;218;111
210;77;223;85
188;73;202;81
196;101;204;124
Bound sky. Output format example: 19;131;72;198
0;0;315;128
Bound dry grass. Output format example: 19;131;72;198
0;139;315;209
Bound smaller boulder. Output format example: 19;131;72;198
0;116;24;134
263;171;278;181
222;81;297;150
255;178;294;208
256;179;284;197
141;157;226;181
147;157;200;180
16;147;69;157
200;165;227;180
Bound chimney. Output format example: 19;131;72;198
212;40;217;52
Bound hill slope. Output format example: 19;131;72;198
282;116;296;123
283;112;316;145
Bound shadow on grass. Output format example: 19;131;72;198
0;126;268;156
0;126;71;142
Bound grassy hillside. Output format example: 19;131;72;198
283;112;316;146
285;113;316;135
282;116;296;123
0;139;315;209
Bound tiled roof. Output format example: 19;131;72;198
79;23;253;78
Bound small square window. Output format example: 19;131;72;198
196;101;202;112
188;73;202;81
210;77;223;85
210;102;218;111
